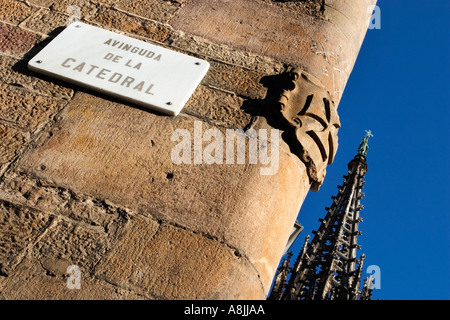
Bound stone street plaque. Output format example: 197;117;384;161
28;22;210;116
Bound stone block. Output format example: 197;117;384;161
0;55;74;100
89;7;173;43
0;23;41;57
0;171;130;233
168;31;283;74
22;8;70;35
95;217;264;299
169;0;359;104
203;61;268;99
0;200;51;275
0;0;37;25
184;85;250;128
114;0;180;23
30;0;99;20
30;216;111;271
0;83;68;132
0;125;28;174
0;256;147;299
325;0;375;37
322;2;373;56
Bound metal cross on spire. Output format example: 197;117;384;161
358;130;374;156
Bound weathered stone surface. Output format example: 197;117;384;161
0;22;41;57
0;0;37;25
0;179;139;299
259;0;374;49
27;0;99;21
184;85;250;128
30;216;111;271
114;0;180;23
0;55;74;100
0;83;68;131
322;4;373;58
95;217;264;299
0;257;147;299
169;31;283;74
0;125;28;174
9;90;308;295
89;7;173;43
0;172;130;232
22;8;70;35
325;0;375;44
169;0;364;104
203;61;268;99
0;200;51;275
259;0;324;17
93;0;117;5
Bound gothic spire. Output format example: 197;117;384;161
269;252;292;300
269;132;374;300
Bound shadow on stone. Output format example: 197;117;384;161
241;71;302;162
241;72;290;131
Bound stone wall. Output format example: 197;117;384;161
0;0;374;299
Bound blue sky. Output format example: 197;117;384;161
287;0;450;300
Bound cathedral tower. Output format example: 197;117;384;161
270;131;374;300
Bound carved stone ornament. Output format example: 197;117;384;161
277;67;340;191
